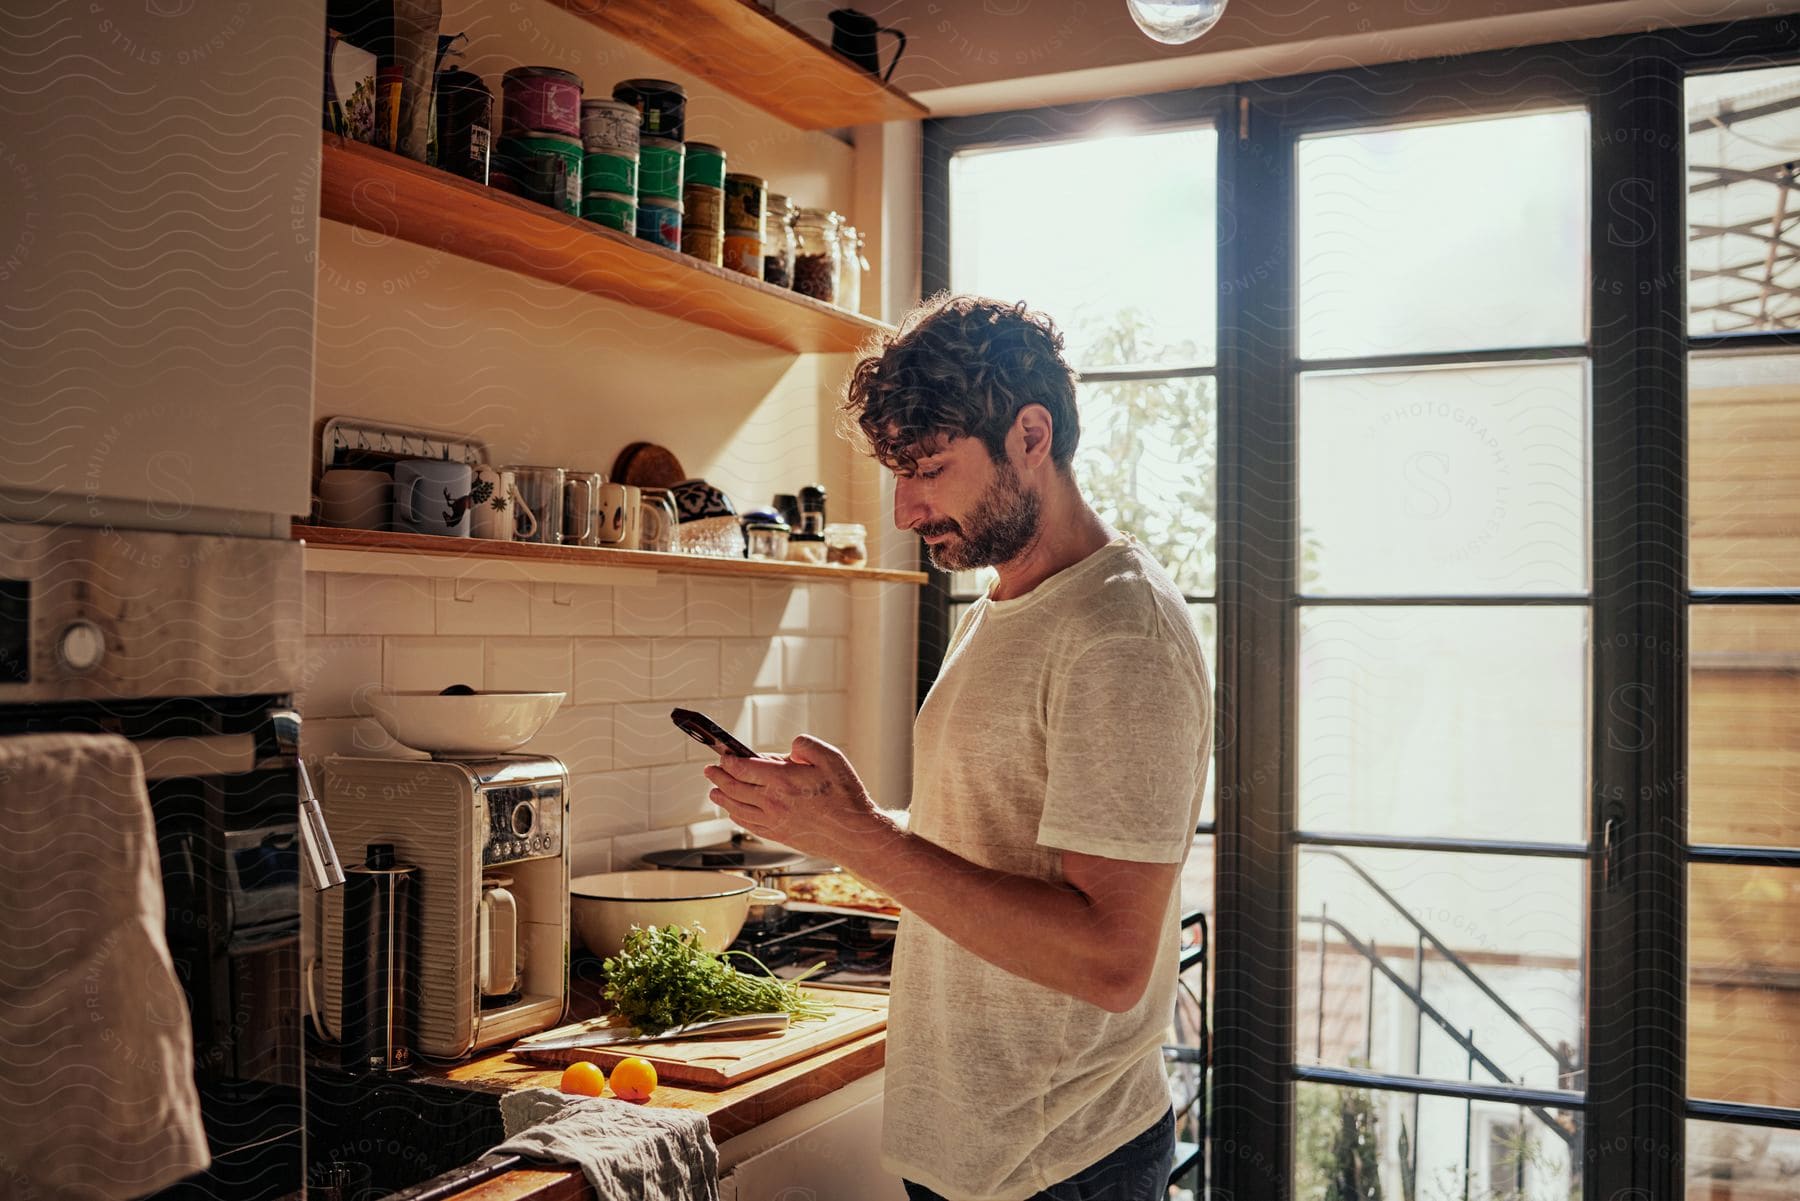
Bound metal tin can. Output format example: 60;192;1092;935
684;141;726;191
635;196;683;249
612;78;687;142
723;231;764;279
501;66;583;140
581;191;636;233
638;137;685;201
433;69;492;185
683;182;723;236
493;133;583;215
682;224;723;266
580;98;640;157
583;152;636;196
723;172;767;238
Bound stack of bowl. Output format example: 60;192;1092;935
578;98;639;233
493;66;584;216
616;78;686;249
723;171;767;280
680;141;727;266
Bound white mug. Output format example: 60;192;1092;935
468;466;538;542
597;482;641;548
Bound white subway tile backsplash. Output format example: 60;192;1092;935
485;638;573;693
575;638;653;704
305;573;326;636
808;584;851;636
750;581;801;636
570;769;652;837
296;636;383;719
300;715;422;765
324;575;435;635
525;704;614;775
649;762;718;830
384;636;483;693
568;837;612;878
750;693;808;752
719;638;781;694
530;582;613;638
809;691;852;749
613;575;686;636
781;636;839;691
651;639;720;700
610;827;687;867
684;695;754;762
613;702;692;769
686;578;752;637
435;579;531;636
684;818;738;848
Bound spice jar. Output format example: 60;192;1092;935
823;522;867;566
744;520;790;562
793;208;840;303
763;193;796;289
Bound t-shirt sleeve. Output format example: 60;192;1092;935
1037;636;1210;864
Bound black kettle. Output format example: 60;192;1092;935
829;8;907;84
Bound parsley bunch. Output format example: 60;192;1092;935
601;924;836;1035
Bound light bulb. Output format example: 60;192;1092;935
1126;0;1228;45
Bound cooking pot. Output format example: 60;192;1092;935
570;870;784;957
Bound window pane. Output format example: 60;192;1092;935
1299;607;1588;843
1299;362;1589;596
1297;1084;1581;1201
1688;65;1800;335
1689;352;1800;589
1298;847;1584;1091
1690;606;1800;848
1078;375;1217;594
1190;602;1216;825
1689;863;1800;1108
950;127;1217;370
1686;1120;1800;1199
1297;110;1588;360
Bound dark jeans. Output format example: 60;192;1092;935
903;1107;1176;1201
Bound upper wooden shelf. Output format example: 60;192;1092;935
318;135;894;354
547;0;928;129
293;523;927;587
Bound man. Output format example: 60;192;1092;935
705;294;1212;1201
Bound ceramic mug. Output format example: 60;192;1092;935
598;482;641;547
393;459;474;537
468;466;538;542
317;468;391;530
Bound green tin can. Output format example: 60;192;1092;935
493;132;582;216
639;137;685;202
583;152;637;197
684;141;726;191
581;191;636;234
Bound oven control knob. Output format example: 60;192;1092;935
510;804;535;838
57;620;106;673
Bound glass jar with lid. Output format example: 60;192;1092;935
838;224;863;314
763;192;797;290
823;522;867;566
793;207;840;303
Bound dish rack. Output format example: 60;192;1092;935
320;416;491;471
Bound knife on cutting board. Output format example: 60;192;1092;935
511;1011;790;1054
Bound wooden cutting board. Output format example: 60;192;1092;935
512;986;887;1088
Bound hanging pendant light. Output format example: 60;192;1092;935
1126;0;1228;45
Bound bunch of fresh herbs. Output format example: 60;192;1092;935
601;924;836;1034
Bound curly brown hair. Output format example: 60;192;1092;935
839;293;1079;473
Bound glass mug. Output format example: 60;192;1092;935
639;487;678;553
505;465;565;546
563;471;604;547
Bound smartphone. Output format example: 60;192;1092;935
670;707;758;758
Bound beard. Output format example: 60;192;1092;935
916;458;1041;572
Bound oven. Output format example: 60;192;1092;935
0;522;337;1200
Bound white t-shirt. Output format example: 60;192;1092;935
880;535;1213;1200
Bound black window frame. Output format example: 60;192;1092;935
920;13;1800;1200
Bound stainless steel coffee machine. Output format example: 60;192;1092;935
313;755;569;1059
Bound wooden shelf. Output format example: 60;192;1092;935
318;135;894;354
293;523;927;587
547;0;928;130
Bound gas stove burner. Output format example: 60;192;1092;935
642;845;808;872
728;908;898;989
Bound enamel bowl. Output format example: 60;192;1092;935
570;870;760;958
366;689;564;756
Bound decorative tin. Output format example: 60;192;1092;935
501;66;583;139
433;68;492;185
580;99;640;157
638;137;685;201
723;172;767;238
581;192;636;233
682;224;723;266
684;142;726;191
635;196;683;249
723;231;763;279
683;182;723;235
612;78;687;142
583;152;636;196
493;132;582;215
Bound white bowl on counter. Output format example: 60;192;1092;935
367;689;564;756
570;870;763;958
